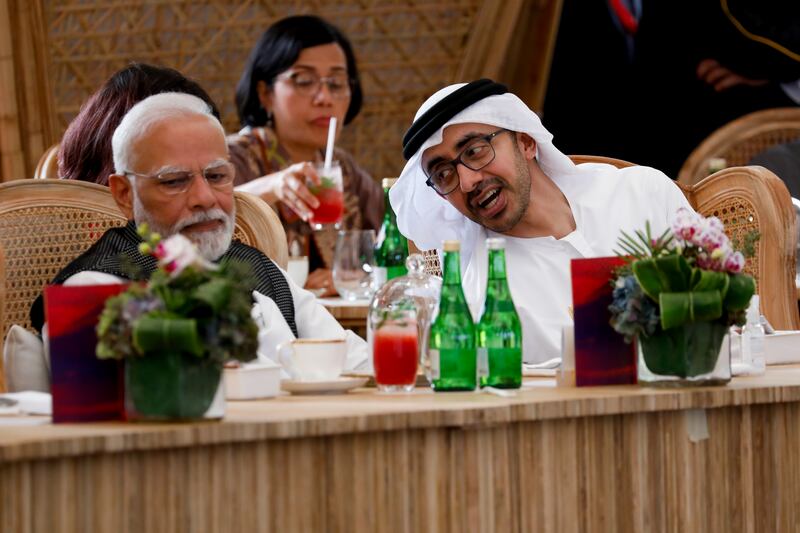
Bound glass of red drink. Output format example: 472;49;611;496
309;162;344;230
373;309;418;392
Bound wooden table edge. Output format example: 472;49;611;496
2;367;800;463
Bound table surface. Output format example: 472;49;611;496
2;365;800;463
318;296;368;320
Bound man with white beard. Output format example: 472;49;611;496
30;92;367;370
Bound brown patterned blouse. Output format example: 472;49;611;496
227;126;384;271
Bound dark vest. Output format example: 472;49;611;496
30;222;297;335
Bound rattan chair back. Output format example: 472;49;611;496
567;155;636;168
0;180;288;349
678;108;800;186
684;166;799;329
33;144;60;180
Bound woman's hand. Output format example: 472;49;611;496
305;268;337;297
235;162;320;220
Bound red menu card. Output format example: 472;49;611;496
45;284;128;423
570;257;637;386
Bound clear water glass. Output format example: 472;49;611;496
333;230;378;300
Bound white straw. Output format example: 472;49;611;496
324;117;337;171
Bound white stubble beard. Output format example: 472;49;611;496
132;190;236;261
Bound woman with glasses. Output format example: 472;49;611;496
231;15;383;297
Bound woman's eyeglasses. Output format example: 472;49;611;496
276;71;352;99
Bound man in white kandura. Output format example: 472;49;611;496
29;92;367;371
391;79;692;363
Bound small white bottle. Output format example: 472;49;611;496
737;295;766;376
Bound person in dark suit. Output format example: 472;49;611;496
543;0;800;178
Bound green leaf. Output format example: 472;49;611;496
652;255;691;292
690;269;730;299
632;255;691;300
194;278;232;313
132;316;204;357
724;273;756;311
619;229;649;256
659;291;723;330
632;259;663;300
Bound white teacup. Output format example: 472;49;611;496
277;338;347;381
287;256;309;287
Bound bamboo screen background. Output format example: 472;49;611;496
45;1;486;181
0;1;562;181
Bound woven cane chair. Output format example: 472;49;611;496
415;155;638;276
33;144;60;180
683;166;799;330
678;108;800;186
0;180;288;364
567;155;636;168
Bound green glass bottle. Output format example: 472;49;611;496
477;238;522;389
374;178;408;284
428;240;477;391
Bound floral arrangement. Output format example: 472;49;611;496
96;225;258;366
610;208;757;343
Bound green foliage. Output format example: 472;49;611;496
730;230;760;259
96;258;258;365
613;222;675;262
610;217;756;337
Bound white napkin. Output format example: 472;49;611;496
523;357;561;377
0;391;52;415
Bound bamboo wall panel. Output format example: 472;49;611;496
0;0;56;181
41;0;486;181
1;1;562;181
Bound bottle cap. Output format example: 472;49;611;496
486;237;506;250
442;240;460;252
382;178;398;189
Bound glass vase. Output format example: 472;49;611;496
125;352;224;421
637;321;731;387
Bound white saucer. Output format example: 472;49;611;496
281;376;368;395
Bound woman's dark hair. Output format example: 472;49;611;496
235;15;363;128
59;63;221;186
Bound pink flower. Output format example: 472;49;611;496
695;254;714;270
671;208;703;243
723;251;745;274
157;234;217;277
696;216;729;252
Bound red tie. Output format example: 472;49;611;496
609;0;639;35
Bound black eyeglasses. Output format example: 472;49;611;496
424;129;511;195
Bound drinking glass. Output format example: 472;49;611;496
309;162;344;230
373;308;418;392
333;230;377;301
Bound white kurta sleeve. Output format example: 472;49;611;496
252;268;369;372
62;271;127;286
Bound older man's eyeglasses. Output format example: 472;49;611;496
125;161;236;196
424;129;511;195
276;70;352;99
